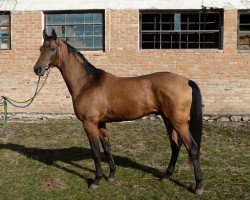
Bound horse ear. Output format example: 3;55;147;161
43;29;48;40
51;28;58;40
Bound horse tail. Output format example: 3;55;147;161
188;80;203;155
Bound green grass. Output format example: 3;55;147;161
0;119;249;200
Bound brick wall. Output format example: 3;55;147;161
0;9;249;115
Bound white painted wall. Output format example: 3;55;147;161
1;0;250;11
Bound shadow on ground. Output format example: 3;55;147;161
0;143;191;191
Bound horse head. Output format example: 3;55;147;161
34;29;60;76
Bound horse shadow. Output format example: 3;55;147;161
0;143;191;191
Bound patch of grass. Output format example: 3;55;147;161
0;119;249;199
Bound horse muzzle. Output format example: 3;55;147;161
34;65;49;76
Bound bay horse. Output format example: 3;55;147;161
34;29;203;195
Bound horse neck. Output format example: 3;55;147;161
57;45;97;100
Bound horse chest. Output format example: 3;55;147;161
72;93;107;121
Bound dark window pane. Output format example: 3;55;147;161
161;33;171;49
142;23;155;31
240;14;250;25
94;25;102;35
201;13;219;30
85;36;94;47
201;32;219;48
181;33;200;49
75;25;84;36
65;26;74;37
66;14;75;24
141;33;160;49
85;25;93;36
182;14;199;30
54;14;65;25
141;14;160;31
240;25;250;31
94;36;103;48
75;14;84;23
172;33;180;49
162;14;174;30
46;15;53;25
93;13;102;23
239;14;250;32
141;42;154;49
142;33;155;42
84;13;93;23
142;14;159;23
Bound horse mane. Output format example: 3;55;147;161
64;42;104;77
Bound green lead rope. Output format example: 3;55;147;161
0;70;50;127
0;98;7;127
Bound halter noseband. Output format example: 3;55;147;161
45;40;60;70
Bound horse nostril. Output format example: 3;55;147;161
34;66;42;75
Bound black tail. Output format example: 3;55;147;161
188;80;203;155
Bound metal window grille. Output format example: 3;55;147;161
45;11;104;51
238;12;250;51
140;11;223;49
0;13;11;50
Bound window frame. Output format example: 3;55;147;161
139;10;223;50
238;10;250;52
0;12;11;50
44;10;105;51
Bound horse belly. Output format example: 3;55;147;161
106;89;157;121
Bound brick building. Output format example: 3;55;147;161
0;0;249;115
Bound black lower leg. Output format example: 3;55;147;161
100;136;116;180
189;138;203;193
163;140;181;178
89;139;102;188
163;119;181;179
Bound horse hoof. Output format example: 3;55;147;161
90;184;99;190
195;188;204;195
160;175;171;181
107;177;115;182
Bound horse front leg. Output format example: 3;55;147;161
99;123;116;182
83;121;103;189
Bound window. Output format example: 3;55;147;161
45;11;104;50
0;13;10;50
140;11;223;49
238;11;250;51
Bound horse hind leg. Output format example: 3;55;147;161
99;123;116;182
162;118;182;179
172;123;203;195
